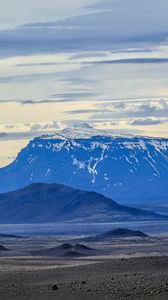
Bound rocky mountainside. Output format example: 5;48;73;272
0;183;166;224
0;124;168;204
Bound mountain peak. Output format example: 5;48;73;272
38;123;136;140
0;128;168;204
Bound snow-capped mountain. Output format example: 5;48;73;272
0;124;168;205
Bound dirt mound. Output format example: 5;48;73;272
98;228;148;239
31;243;96;257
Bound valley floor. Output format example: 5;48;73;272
0;234;168;299
0;256;168;300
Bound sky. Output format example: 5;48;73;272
0;0;168;167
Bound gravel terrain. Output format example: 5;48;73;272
0;256;168;299
0;234;168;299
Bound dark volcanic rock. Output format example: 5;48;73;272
52;285;58;291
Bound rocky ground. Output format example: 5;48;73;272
0;234;168;299
0;256;168;299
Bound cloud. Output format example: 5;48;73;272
17;91;98;105
31;121;59;131
0;70;69;84
20;99;62;105
111;48;156;54
0;122;59;141
0;133;7;138
64;109;103;115
51;92;97;101
113;102;127;109
4;124;15;129
30;124;42;131
70;52;109;59
0;129;59;141
132;100;168;118
0;0;91;29
88;99;168;121
16;62;69;67
89;58;168;65
0;0;168;58
0;131;36;140
130;118;166;126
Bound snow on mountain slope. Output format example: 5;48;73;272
0;124;168;204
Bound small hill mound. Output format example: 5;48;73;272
31;243;95;257
98;228;148;239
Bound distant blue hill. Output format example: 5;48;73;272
0;124;167;205
0;183;166;224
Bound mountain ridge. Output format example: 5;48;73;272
0;125;168;204
0;183;166;224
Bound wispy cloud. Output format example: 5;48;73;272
88;58;168;65
130;118;167;126
64;109;102;115
0;133;7;138
30;121;59;131
0;0;168;58
88;100;168;121
0;131;39;141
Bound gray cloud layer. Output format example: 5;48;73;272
130;118;166;126
0;0;168;58
87;100;168;122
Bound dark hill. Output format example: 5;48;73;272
77;228;148;242
0;183;167;224
97;228;148;239
31;243;95;257
0;245;8;251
